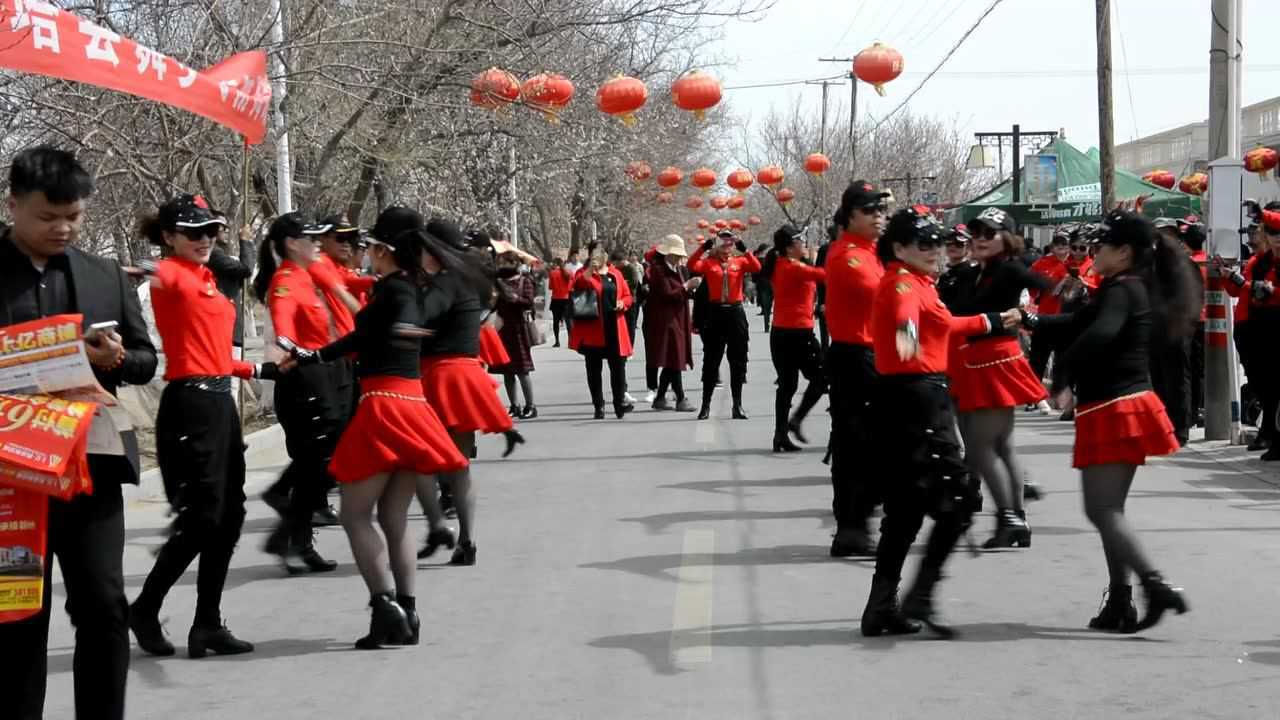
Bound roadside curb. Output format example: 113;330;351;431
122;422;284;508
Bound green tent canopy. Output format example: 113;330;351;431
945;139;1201;227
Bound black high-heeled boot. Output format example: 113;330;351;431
502;429;525;458
982;509;1031;549
417;527;457;559
901;566;954;639
1087;584;1138;633
449;540;477;566
860;574;922;637
355;593;411;650
698;384;714;420
772;432;801;453
731;382;748;420
1135;572;1189;631
393;594;420;646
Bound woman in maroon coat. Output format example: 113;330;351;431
644;235;702;411
489;251;537;419
570;244;635;419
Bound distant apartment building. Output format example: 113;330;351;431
1116;94;1280;178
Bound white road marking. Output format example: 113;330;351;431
670;529;714;667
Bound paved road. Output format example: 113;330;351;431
45;311;1280;719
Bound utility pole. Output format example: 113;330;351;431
805;79;838;155
1096;0;1115;211
819;55;860;180
1204;0;1244;442
974;126;1058;202
881;173;937;204
509;144;519;249
267;0;292;213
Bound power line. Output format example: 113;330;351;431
861;0;1009;138
900;0;951;49
872;2;910;42
828;2;869;55
912;0;972;49
1113;0;1141;141
723;73;848;91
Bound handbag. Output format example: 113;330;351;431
571;287;599;320
525;310;546;346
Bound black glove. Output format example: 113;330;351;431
256;362;281;381
293;347;322;367
1252;281;1274;301
735;240;747;253
1018;308;1041;331
136;259;159;276
701;237;715;252
1228;269;1247;287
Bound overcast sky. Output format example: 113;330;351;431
713;0;1280;154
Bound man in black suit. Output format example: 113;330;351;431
0;146;158;720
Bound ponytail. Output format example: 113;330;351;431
252;239;278;303
137;211;165;248
1146;232;1202;342
253;212;308;303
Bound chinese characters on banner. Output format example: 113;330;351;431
0;0;270;143
0;487;47;623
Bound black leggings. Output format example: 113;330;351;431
701;305;749;387
1081;464;1154;585
770;327;827;434
137;383;246;628
273;361;351;544
584;352;627;409
550;299;572;344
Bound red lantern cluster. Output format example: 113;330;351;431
804;153;832;176
1246;147;1279;179
1179;173;1208;196
1142;169;1176;190
727;169;754;193
709;196;729;211
729;219;746;231
691;168;717;192
696;219;711;229
714;219;729;230
727;195;745;210
597;75;648;127
470;68;521;110
853;42;904;97
758;165;785;188
672;70;722;121
522;72;575;121
657;167;684;188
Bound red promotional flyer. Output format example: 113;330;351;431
0;486;48;623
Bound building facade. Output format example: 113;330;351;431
1117;95;1280;178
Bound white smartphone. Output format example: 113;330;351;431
86;320;119;338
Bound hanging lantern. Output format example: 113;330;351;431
691;168;717;192
853;42;904;97
697;219;711;229
656;166;684;188
656;192;674;205
776;188;796;205
727;168;754;193
470;67;521;110
686;196;705;210
727;195;745;210
671;70;722;121
596;74;648;127
709;195;729;211
522;72;575;121
1178;173;1208;196
729;219;746;231
695;234;706;243
626;161;653;183
757;165;785;188
748;216;762;226
714;219;729;230
1141;169;1176;190
804;153;832;176
1245;147;1280;179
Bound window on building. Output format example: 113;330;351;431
1260;109;1279;136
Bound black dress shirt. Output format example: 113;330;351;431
0;234;74;324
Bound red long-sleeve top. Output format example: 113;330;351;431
548;268;573;300
771;258;825;330
151;257;255;381
872;262;991;376
268;260;336;350
1225;250;1280;323
688;247;762;304
824;231;883;346
308;254;366;335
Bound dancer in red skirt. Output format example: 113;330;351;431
1024;210;1195;632
414;218;525;566
947;208;1051;548
293;208;467;649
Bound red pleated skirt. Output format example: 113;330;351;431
951;336;1047;412
479;324;510;368
420;355;513;434
328;375;468;484
1073;390;1179;468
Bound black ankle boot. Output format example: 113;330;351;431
297;542;338;573
772;432;801;453
830;526;877;557
1087;584;1138;633
393;595;420;646
982;509;1031;549
787;416;809;445
901;566;954;639
731;384;748;419
418;527;457;559
1135;572;1189;631
860;574;922;637
355;593;411;649
502;429;525;458
449;540;477;566
188;623;254;659
129;604;175;657
593;406;606;420
698;386;714;420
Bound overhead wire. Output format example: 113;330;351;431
1113;0;1141;141
828;2;869;55
912;0;972;50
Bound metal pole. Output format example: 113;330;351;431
1205;0;1238;441
267;0;292;213
819;81;830;155
509;144;519;249
1012;124;1022;203
849;74;858;180
1096;0;1116;211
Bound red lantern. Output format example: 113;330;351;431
776;188;796;206
748;216;762;226
727;168;754;193
710;196;729;210
626;161;652;183
695;234;706;243
470;68;521;110
696;219;710;229
686;196;704;210
656;192;674;205
691;168;717;192
853;42;904;97
522;73;575;121
804;153;832;176
1246;147;1279;179
671;70;722;121
714;219;729;230
1179;173;1208;196
758;165;785;188
656;166;684;188
729;219;746;231
597;75;648;127
727;195;745;210
1141;169;1176;190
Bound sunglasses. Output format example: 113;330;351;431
177;226;219;241
1070;244;1089;251
946;240;967;248
913;238;942;251
975;227;999;239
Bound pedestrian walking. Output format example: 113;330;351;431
767;224;827;453
130;194;282;659
643;235;700;411
490;252;538;419
687;229;761;420
570;243;635;419
547;257;574;346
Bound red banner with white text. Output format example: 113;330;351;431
0;0;270;143
0;486;47;624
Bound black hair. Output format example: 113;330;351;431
1103;211;1202;342
10;145;93;203
609;250;625;264
137;211;165;248
252;212;310;302
826;224;838;242
875;230;899;266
